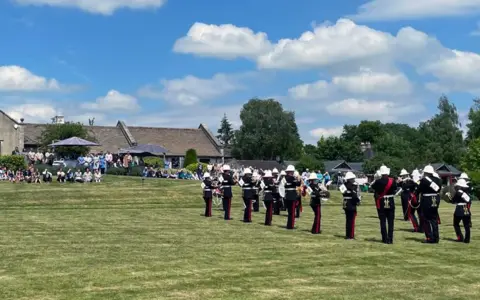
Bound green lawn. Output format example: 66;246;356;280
0;177;478;300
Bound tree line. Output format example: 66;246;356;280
217;96;480;178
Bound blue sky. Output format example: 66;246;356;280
1;0;479;145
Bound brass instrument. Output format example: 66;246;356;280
441;184;455;203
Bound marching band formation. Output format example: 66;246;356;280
201;163;473;244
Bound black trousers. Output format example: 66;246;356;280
454;215;471;243
295;197;302;218
204;197;212;217
345;210;357;239
253;194;260;212
264;200;273;225
424;209;439;243
311;204;321;234
401;192;410;221
286;200;296;229
377;208;395;243
418;209;425;233
273;195;281;215
222;197;231;220
406;205;420;232
243;198;252;222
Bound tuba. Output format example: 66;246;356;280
441;184;455;203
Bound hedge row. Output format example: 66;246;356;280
0;155;26;170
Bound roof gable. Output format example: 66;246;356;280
0;110;19;125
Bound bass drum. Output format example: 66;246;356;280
278;184;285;198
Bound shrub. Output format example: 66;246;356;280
295;155;324;172
185;163;208;173
143;156;164;167
106;166;144;176
0;155;27;170
465;171;480;200
184;149;198;167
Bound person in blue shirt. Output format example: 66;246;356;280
77;156;85;167
99;155;106;174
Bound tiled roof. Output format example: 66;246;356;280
226;159;284;171
128;126;221;157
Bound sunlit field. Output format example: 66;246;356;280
0;177;478;300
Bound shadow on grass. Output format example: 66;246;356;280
364;238;386;244
405;237;425;243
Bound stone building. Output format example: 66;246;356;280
0;110;229;166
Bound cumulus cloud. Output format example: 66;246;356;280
138;73;242;105
289;68;412;100
173;23;272;59
81;90;139;111
325;98;424;122
350;0;480;21
5;103;57;123
0;65;63;91
310;126;344;139
14;0;166;15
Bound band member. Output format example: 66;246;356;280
417;165;442;243
241;168;254;223
284;165;300;229
308;173;322;234
295;171;302;218
459;172;473;228
280;170;287;211
272;168;281;215
399;169;410;221
220;165;235;220
411;169;424;233
262;170;275;226
202;172;214;217
342;172;361;239
252;171;260;212
371;165;397;244
400;170;421;232
447;179;472;243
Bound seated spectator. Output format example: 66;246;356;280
142;167;148;177
74;169;83;183
83;168;93;183
15;170;24;183
32;169;41;183
57;168;66;183
7;170;15;182
94;169;102;182
42;169;52;183
66;169;74;182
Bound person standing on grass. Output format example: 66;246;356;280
371;165;397;244
308;173;323;234
447;179;472;243
241;168;254;223
417;165;442;244
252;171;261;212
202;172;214;217
271;168;281;215
262;170;275;226
220;165;235;220
284;165;300;229
295;171;303;219
342;172;361;240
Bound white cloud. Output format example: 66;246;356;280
310;126;344;138
257;19;393;70
173;23;272;59
81;90;139;111
289;69;411;100
350;0;480;21
14;0;166;15
5;103;57;123
422;50;480;94
0;66;61;91
471;22;480;36
325;98;424;122
138;73;242;105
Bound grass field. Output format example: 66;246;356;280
0;177;479;300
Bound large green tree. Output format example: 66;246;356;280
232;98;303;160
466;98;480;144
417;96;464;166
216;114;234;146
40;122;95;157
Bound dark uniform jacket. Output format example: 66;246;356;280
417;175;442;215
241;175;253;199
371;176;398;210
309;182;322;206
221;174;235;198
263;178;275;201
284;175;300;201
342;182;361;211
203;178;213;198
451;189;471;217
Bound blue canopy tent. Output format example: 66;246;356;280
49;137;100;147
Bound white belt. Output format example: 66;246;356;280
264;191;272;193
383;195;394;198
222;185;231;188
457;203;467;206
285;188;296;191
204;189;211;191
343;197;352;200
423;193;438;197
